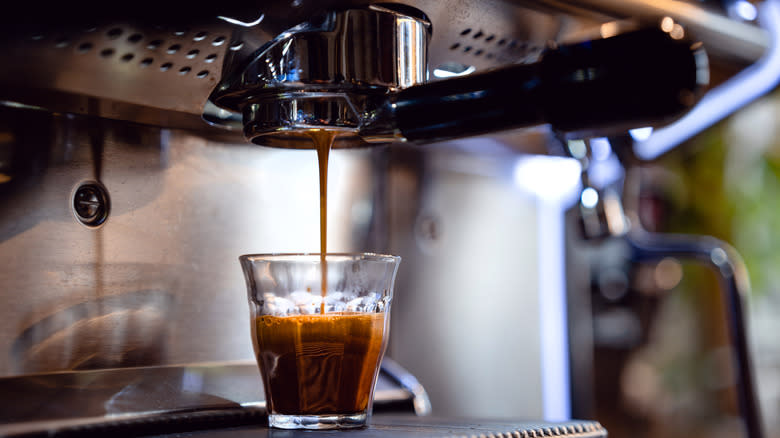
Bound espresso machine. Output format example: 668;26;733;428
0;0;773;436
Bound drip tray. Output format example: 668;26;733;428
0;362;415;437
144;415;607;438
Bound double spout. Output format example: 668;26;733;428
207;5;709;149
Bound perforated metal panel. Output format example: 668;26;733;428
0;0;581;129
0;0;765;131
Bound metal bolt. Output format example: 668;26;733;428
72;182;110;227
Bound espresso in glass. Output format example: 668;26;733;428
253;312;385;415
240;253;399;429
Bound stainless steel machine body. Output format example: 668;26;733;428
0;0;771;435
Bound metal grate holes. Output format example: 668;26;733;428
204;53;217;63
186;49;199;59
77;42;93;54
451;30;538;61
454;29;532;61
140;57;153;67
173;30;187;36
127;33;143;43
167;44;181;54
147;40;162;50
107;28;123;39
193;31;208;41
229;41;244;51
196;70;209;78
120;53;134;62
100;48;115;58
160;62;173;72
212;36;226;46
178;66;191;75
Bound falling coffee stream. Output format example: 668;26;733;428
308;130;339;315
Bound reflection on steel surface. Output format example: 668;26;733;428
0;108;376;376
0;362;417;436
11;287;174;373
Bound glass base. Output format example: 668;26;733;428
268;413;367;430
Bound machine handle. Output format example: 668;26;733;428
627;231;763;438
390;28;708;143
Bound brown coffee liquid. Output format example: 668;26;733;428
254;312;385;415
307;130;339;314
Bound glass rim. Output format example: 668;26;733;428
239;252;401;263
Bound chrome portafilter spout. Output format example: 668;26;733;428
206;5;431;149
207;6;708;150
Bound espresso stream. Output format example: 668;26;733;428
309;129;337;315
253;130;385;416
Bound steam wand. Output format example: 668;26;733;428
571;137;764;438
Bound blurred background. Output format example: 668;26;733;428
576;87;780;438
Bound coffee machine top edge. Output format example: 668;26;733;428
0;0;764;149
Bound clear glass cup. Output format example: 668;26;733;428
239;253;401;430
